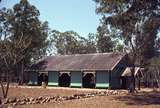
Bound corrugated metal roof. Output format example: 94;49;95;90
29;53;125;71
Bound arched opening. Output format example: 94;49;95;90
82;73;95;88
38;73;48;86
59;73;70;87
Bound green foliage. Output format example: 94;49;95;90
144;57;160;87
94;0;160;91
96;20;124;53
0;0;49;79
50;30;79;55
11;0;49;62
50;30;97;55
94;0;160;65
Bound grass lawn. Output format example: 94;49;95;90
1;86;160;108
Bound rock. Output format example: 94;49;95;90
73;94;79;97
19;101;25;105
75;96;80;99
104;91;108;95
61;96;67;100
84;94;89;98
37;96;43;100
87;93;95;97
45;97;50;103
113;91;118;95
50;96;55;100
25;98;29;102
72;94;79;99
98;92;104;96
3;98;9;104
8;97;16;103
36;100;40;104
110;90;114;94
27;102;32;104
50;100;56;103
16;99;21;102
41;99;46;103
12;102;17;106
78;94;86;97
29;97;34;102
32;101;38;104
65;96;70;100
68;95;76;100
55;97;61;101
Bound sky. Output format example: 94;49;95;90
0;0;101;37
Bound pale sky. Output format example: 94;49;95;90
0;0;101;36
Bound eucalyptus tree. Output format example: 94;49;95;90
96;21;124;53
94;0;160;92
0;0;50;97
51;30;97;55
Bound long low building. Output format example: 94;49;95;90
26;52;135;89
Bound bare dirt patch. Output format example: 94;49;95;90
0;86;94;98
17;94;160;108
1;87;160;108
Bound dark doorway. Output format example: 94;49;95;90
38;73;48;86
59;73;70;87
121;76;127;89
121;76;131;89
82;73;95;88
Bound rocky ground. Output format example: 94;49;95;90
1;89;127;107
0;86;128;107
0;86;159;108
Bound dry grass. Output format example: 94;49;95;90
0;86;93;98
1;87;160;108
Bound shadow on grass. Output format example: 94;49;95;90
113;91;160;105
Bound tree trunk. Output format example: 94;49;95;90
138;78;141;90
129;67;136;93
21;60;24;85
0;81;6;98
0;71;10;98
129;54;136;93
128;39;137;93
4;73;10;98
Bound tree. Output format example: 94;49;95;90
51;30;79;55
50;30;97;55
9;0;50;83
94;0;160;92
80;33;97;54
96;20;124;52
0;7;32;98
0;0;49;98
97;25;115;52
147;57;160;88
155;37;160;51
0;34;31;98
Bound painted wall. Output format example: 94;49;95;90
96;71;109;88
110;63;126;89
48;71;59;86
70;71;82;87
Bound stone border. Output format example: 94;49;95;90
1;90;127;107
